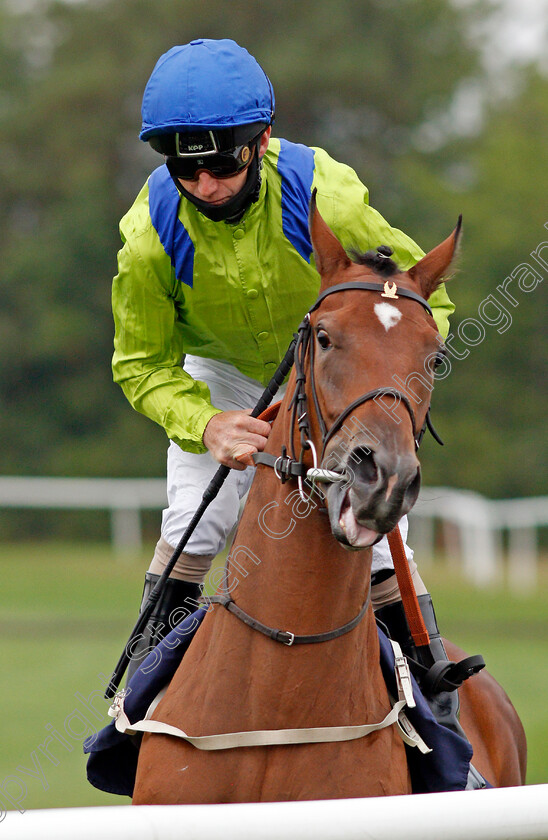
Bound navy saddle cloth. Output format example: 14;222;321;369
84;608;473;797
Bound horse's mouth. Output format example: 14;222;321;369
327;484;382;551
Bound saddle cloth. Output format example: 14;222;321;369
84;608;473;797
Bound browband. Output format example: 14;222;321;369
309;281;433;317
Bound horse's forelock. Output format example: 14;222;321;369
349;248;400;277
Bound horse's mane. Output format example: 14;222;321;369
349;244;399;277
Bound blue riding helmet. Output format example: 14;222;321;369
140;39;275;222
140;38;275;139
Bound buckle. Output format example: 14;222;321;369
396;710;432;754
279;631;295;646
273;455;289;483
391;641;416;708
108;689;128;719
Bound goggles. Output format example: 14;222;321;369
153;125;265;181
169;139;255;180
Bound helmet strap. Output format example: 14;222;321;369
166;136;263;223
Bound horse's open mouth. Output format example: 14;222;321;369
327;484;381;550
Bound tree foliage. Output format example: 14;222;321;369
397;67;548;496
0;0;545;500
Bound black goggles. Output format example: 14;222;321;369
167;141;256;180
153;126;265;181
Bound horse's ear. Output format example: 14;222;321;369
309;189;351;286
408;216;462;300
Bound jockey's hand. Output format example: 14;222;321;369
202;410;271;470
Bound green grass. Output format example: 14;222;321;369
0;543;146;814
426;564;548;785
0;543;546;815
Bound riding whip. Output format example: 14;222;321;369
104;337;297;699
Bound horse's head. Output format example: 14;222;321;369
306;194;460;550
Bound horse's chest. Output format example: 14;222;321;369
135;631;411;803
135;719;410;804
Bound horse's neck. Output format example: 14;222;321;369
227;404;372;637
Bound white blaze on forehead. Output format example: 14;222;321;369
374;302;402;331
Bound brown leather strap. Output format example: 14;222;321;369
387;526;430;648
234;401;283;467
257;400;282;424
207;591;370;647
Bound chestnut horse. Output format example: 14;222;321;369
133;202;526;804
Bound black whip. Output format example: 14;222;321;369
104;337;296;699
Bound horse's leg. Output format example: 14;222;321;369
444;639;527;787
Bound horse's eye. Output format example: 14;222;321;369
316;328;332;350
434;346;447;368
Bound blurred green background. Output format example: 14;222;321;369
0;0;546;815
0;0;546;499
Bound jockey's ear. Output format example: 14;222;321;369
408;216;462;300
309;189;351;287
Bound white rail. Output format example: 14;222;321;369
409;487;548;588
0;477;546;585
2;786;548;840
0;476;166;553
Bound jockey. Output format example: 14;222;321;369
112;38;469;742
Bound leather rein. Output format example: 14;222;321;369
209;279;441;648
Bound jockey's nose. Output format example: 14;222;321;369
195;170;220;197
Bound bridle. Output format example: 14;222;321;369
255;278;443;500
210;277;443;647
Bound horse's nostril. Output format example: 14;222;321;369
349;446;378;485
404;467;421;508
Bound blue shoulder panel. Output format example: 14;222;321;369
277;140;315;263
148;166;195;288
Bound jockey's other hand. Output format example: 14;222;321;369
203;410;271;470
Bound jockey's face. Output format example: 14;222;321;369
179;168;249;205
179;127;271;206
